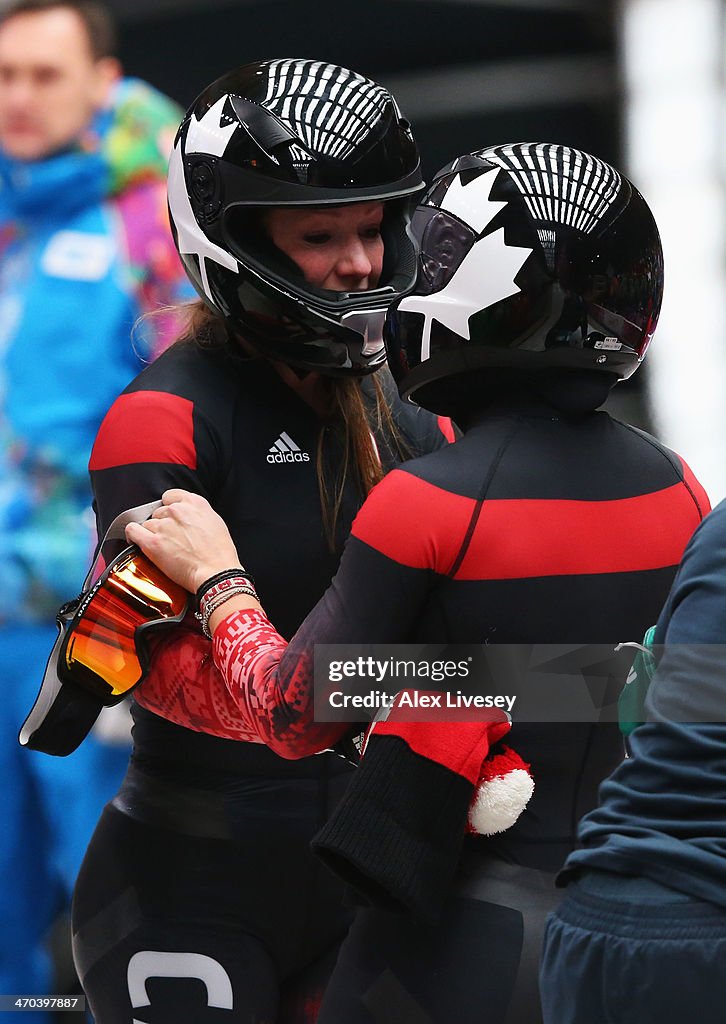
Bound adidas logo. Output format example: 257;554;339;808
267;431;311;464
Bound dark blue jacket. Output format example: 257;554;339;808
562;498;726;908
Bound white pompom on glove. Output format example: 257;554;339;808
467;744;534;835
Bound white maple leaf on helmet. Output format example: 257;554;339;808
167;98;239;301
399;167;533;360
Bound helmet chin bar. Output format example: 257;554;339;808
238;301;388;377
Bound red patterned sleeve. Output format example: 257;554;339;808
211;608;347;758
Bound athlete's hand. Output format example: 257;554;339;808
125;489;243;594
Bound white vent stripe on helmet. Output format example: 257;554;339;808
476;143;622;235
258;59;389;161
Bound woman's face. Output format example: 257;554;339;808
265;201;385;292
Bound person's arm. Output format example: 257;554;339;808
89;373;222;553
127;472;468;757
644;500;726;725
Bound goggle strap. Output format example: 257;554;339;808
83;500;162;590
18;622;65;747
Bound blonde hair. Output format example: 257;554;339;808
317;372;407;549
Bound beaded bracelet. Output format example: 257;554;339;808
195;568;255;611
201;586;258;621
197;575;254;612
197;577;258;616
196;583;259;639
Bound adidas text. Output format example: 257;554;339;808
267;451;311;464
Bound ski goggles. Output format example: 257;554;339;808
56;543;188;701
20;501;189;756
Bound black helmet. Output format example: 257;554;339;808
168;58;423;376
384;143;664;413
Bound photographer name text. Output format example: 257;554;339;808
328;690;517;713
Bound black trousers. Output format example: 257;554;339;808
72;759;353;1024
540;869;726;1024
318;847;560;1024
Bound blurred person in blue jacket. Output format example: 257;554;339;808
0;0;192;1013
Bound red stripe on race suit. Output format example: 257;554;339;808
457;484;701;579
353;471;702;579
89;391;196;470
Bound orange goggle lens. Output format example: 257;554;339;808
59;546;188;702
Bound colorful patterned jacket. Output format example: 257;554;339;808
0;78;193;621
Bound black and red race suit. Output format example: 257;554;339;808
72;338;451;1024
